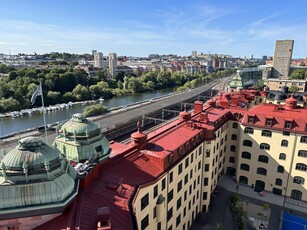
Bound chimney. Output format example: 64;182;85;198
194;101;203;114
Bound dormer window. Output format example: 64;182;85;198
169;154;174;164
265;119;272;126
248;116;254;123
285;121;292;129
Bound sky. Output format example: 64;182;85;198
0;0;306;58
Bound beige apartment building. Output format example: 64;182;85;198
264;79;307;93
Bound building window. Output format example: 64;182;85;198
265;119;272;126
153;207;156;218
300;136;307;143
231;134;237;140
243;140;253;147
275;178;282;186
291;190;302;201
285;121;292;129
141;193;149;210
277;165;284;173
198;161;201;170
232;123;238;129
230;145;236;152
169;172;173;183
157;222;161;230
167;189;173;203
162;178;166;191
204;177;208;186
154;185;158;198
205;149;210;157
260;143;270;150
141;215;149;230
203;192;208;200
184;174;188;184
178;163;182;175
229;157;235;163
293;176;305;185
296;163;307;172
177;197;182;210
261;130;272;137
185;158;189;168
283;131;290;136
199;146;203;155
240;163;250;171
176;214;181;227
257;167;267;176
248;116;254;123
169;155;173;164
298;150;307;158
178;147;183;156
177;181;182;193
281;140;288;147
241;151;251;159
244;127;254;134
167;207;173;221
258;155;269;163
204;164;209;172
279;153;286;160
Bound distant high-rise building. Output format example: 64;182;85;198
94;52;104;68
272;40;294;78
250;54;253;59
109;52;117;77
92;50;97;56
192;50;197;57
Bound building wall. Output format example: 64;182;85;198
134;144;205;230
134;123;229;230
264;80;307;93
272;40;294;78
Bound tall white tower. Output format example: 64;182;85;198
94;52;104;68
109;52;117;77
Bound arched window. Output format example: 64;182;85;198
256;167;267;175
261;130;272;137
258;155;269;163
275;178;282;186
231;134;237;141
229;157;235;163
296;163;307;172
281;140;288;147
243;140;253;147
240;163;250;171
178;147;183;156
244;127;254;134
293;176;305;185
185;142;190;152
232;123;238;129
239;176;248;185
230;145;236;152
260;143;270;150
298;150;307;158
277;165;284;173
279;153;286;160
291;190;302;201
241;151;251;159
300;136;307;143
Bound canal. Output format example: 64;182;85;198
0;88;175;138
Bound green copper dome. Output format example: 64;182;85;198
54;113;111;163
58;113;99;136
0;136;78;216
2;137;58;170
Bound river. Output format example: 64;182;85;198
0;88;175;138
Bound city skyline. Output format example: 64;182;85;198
0;0;307;57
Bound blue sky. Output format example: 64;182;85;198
0;0;306;57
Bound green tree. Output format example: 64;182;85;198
83;104;107;117
290;69;307;79
47;91;61;104
289;85;299;93
62;92;75;102
0;97;21;112
72;84;91;101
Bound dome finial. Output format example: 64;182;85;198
184;103;187;112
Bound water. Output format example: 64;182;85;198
0;88;174;138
